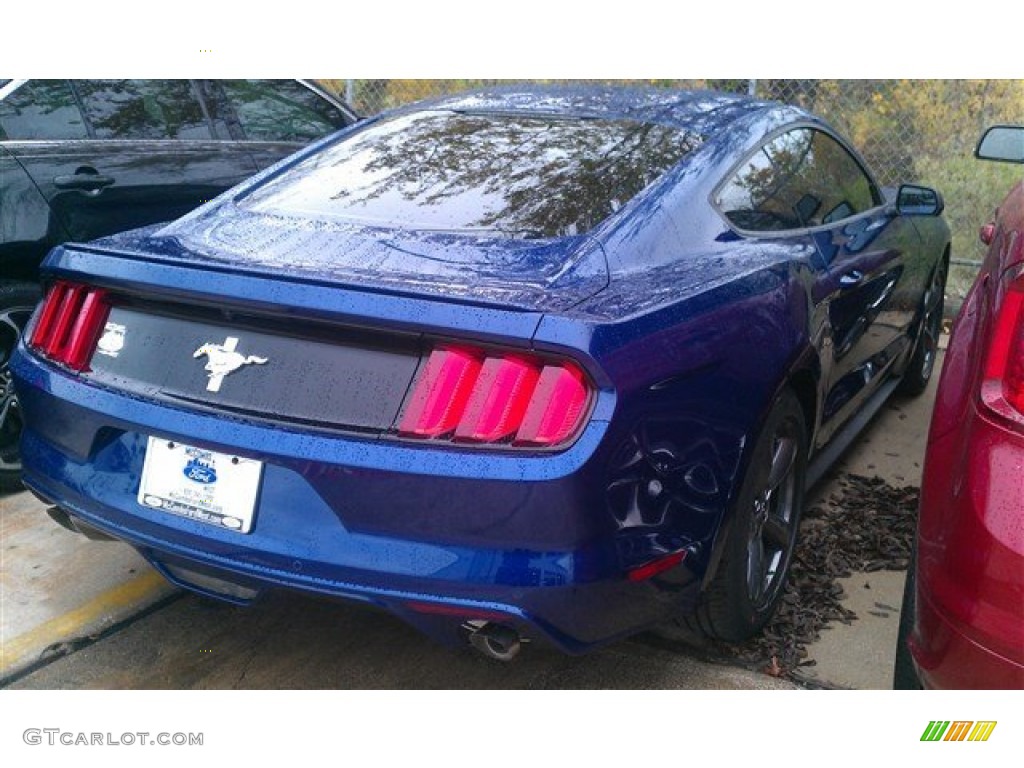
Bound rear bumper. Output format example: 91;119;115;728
911;402;1024;688
910;583;1024;689
13;346;699;653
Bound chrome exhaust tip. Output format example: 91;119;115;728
467;622;522;662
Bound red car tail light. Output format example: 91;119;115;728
454;355;540;443
398;345;593;448
397;347;483;438
513;363;589;447
981;267;1024;423
28;282;110;372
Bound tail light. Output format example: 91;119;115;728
28;281;110;372
980;266;1024;425
398;345;593;448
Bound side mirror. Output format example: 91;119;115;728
896;184;944;217
976;125;1024;164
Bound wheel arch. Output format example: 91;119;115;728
699;357;818;591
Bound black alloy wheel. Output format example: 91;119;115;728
899;259;947;396
0;283;41;493
686;388;808;642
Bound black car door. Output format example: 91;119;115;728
0;80;85;265
2;79;260;247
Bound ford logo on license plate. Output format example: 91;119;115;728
184;458;218;484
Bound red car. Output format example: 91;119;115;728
895;125;1024;688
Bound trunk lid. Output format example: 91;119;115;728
38;238;586;437
100;201;609;314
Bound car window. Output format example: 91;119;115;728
0;80;89;140
716;127;881;232
193;80;238;140
243;110;703;239
74;80;213;140
217;80;349;142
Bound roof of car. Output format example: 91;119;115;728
397;84;778;133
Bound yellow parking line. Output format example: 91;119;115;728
1;569;170;675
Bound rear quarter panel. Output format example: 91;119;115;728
535;243;819;580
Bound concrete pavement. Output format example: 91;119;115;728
0;490;176;679
799;351;943;688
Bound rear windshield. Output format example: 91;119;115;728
243;110;703;239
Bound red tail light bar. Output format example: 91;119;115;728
27;283;595;444
981;266;1024;425
398;346;593;448
29;281;110;372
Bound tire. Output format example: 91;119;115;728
893;548;923;689
0;282;41;493
898;258;947;396
687;388;808;642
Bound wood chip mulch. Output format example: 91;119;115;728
645;473;919;687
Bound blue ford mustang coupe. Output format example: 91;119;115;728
10;86;949;659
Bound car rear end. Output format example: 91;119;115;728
909;179;1024;688
10;93;752;655
10;233;711;655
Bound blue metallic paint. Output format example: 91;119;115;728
11;86;949;652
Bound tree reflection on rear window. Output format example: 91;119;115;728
244;110;703;239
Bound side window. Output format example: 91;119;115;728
217;80;349;143
809;131;880;222
74;80;213;140
716;128;881;232
194;80;238;139
0;80;88;140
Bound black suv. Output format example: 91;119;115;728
0;79;357;490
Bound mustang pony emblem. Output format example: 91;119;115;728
193;337;268;392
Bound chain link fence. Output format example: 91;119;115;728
318;79;1024;301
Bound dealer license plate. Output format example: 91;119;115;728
138;437;263;533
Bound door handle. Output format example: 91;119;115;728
839;269;865;288
54;172;115;192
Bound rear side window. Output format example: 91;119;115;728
217;80;349;142
74;80;213;140
716;127;881;232
0;80;88;140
